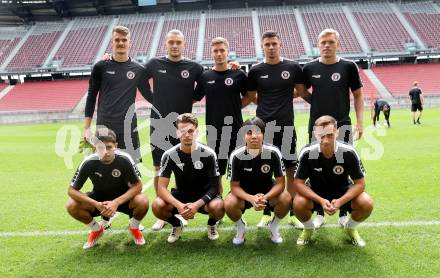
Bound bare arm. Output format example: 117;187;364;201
113;181;142;206
332;178;365;208
294;178;324;204
157;177;184;209
231;181;254;203
352;88;364;139
263;176;285;201
241;92;255;108
68;186;102;210
294;84;311;104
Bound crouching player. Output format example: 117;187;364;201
152;113;225;243
224;117;291;245
293;115;373;246
66;128;148;249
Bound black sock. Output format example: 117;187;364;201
166;215;182;227
289;209;294;217
316;209;324;216
263;207;271;216
207;218;217;226
102;216;110;221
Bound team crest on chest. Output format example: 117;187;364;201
194;161;204;170
112;169;121;177
224;78;234;86
281;71;290;80
181;70;190;79
126;71;135;80
331;73;341;82
261;164;271;174
333;165;344;175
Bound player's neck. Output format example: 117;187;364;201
321;145;335;159
167;55;184;62
113;53;129;63
214;63;228;71
180;143;195;154
320;56;338;65
264;56;281;65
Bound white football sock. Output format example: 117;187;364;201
130;217;141;229
302;219;314;229
87;219;101;231
345;217;360;229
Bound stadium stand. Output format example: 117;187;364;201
359;69;379;101
0;82;7;92
0;28;27;66
372;63;440;96
156;12;200;60
53;17;111;68
257;7;305;58
301;4;362;54
105;14;158;59
6;22;66;71
203;9;255;60
401;1;440;50
0;80;88;112
351;2;412;52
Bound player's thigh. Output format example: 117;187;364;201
224;192;245;210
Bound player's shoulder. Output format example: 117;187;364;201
262;144;283;158
78;153;99;170
230;145;247;160
336;141;361;159
196;142;217;158
339;57;358;68
162;143;180;158
298;143;319;159
303;58;320;69
129;59;145;69
93;60;108;69
282;58;300;66
115;150;137;165
249;61;266;71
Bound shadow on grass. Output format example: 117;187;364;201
55;227;385;277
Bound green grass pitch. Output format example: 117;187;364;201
1;108;439;277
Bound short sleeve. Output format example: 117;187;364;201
272;150;286;177
158;152;173;178
346;150;366;180
125;159;142;184
294;150;310;180
246;67;257;91
228;155;241;182
208;154;220;178
70;160;92;190
293;63;305;85
349;62;363;92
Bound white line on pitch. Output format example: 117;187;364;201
1;220;440;237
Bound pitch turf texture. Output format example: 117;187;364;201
1;108;439;277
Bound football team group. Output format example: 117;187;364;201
66;25;375;250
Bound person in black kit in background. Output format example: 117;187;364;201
152;113;225;243
409;81;424;124
66;128;148;249
84;26;151;229
373;99;391;128
301;28;365;228
246;30;306;228
145;29;205;231
293;115;373;247
194;37;253;194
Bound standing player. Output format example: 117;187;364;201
66;128;148;249
224;117;291;245
409;81;424;124
145;30;204;230
293;116;373;247
84;26;151;229
301;28;365;227
373;99;391;128
194;37;252;194
246;31;305;228
152;113;224;243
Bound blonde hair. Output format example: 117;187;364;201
318;28;340;41
112;26;130;37
211;37;229;48
166;29;184;40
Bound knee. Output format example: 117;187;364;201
152;197;165;216
280;191;292;205
65;198;79;214
293;195;309;211
354;193;374;213
132;194;149;211
209;200;225;215
224;194;238;211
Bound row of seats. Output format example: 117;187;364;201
0;2;439;70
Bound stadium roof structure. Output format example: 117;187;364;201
0;0;414;26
